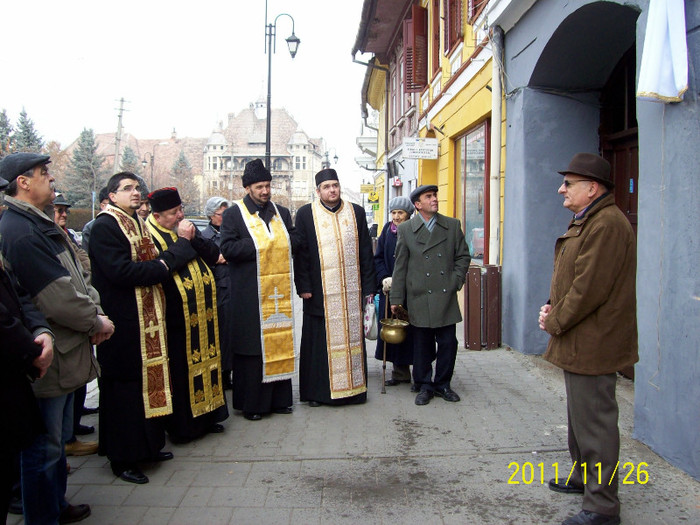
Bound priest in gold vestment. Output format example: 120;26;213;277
146;188;228;443
293;169;376;406
220;159;297;420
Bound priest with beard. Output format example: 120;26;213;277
293;169;376;406
220;159;297;420
145;188;228;443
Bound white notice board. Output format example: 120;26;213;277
403;137;439;159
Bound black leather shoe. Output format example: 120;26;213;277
118;469;149;484
434;387;460;402
415;390;434;405
273;406;293;414
81;406;99;415
74;424;95;435
308;401;322;407
410;383;420;393
153;451;174;462
562;510;620;525
208;423;225;433
244;412;262;421
549;478;584;494
59;503;91;524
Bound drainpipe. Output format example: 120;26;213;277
353;53;390;223
488;26;504;266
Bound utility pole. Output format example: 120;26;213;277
113;97;126;174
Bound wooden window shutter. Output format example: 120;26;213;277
444;0;464;52
432;0;440;75
404;5;428;93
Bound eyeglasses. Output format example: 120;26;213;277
116;184;141;193
562;179;593;188
55;208;69;215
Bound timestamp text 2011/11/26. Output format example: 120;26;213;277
507;461;649;486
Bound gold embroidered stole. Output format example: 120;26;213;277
146;215;225;417
235;200;295;382
311;200;366;399
100;205;172;418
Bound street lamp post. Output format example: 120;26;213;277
264;3;300;171
141;141;168;191
322;148;339;169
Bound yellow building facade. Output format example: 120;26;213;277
354;0;505;263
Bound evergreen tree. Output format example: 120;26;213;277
120;145;143;175
64;129;107;208
14;108;44;152
0;109;14;157
170;151;199;214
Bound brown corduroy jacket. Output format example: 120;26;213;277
543;193;638;375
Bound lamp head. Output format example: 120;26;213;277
286;33;300;58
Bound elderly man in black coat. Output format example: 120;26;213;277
220;159;297;420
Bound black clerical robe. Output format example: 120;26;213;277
293;200;376;405
219;196;296;414
147;217;228;442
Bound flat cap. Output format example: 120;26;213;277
410;184;438;203
0;175;8;191
0;152;51;184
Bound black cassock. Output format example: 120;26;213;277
220;196;295;415
149;223;229;443
89;212;192;463
293;200;376;405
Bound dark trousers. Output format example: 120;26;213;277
412;325;458;391
564;371;620;516
72;384;87;434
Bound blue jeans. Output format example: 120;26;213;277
21;393;73;525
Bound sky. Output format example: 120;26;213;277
1;0;375;188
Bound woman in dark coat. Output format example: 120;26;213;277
374;196;415;386
201;197;233;388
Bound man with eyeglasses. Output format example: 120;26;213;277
145;187;228;442
88;173;195;484
0;152;114;524
538;153;637;525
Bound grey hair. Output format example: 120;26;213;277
204;196;229;218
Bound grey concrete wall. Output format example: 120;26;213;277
633;1;700;480
502;88;599;354
499;0;698;481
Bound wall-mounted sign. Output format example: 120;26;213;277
392;176;403;187
360;184;374;193
368;191;379;202
403;137;439;159
372;203;380;211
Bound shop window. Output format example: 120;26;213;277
455;121;489;263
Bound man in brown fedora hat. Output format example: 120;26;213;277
538;152;637;525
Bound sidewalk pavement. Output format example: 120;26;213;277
10;343;699;524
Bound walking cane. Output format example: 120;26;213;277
381;291;388;394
